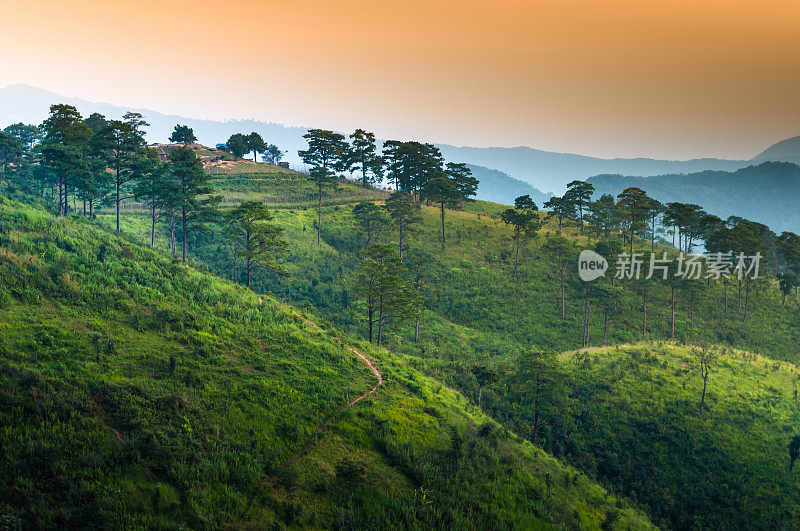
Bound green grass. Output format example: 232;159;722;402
211;173;389;207
0;196;653;529
551;343;800;529
160;188;800;528
191;198;799;365
116;171;388;213
27;158;800;528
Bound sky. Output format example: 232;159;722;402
3;0;800;160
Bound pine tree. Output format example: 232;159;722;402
353;201;389;250
347;129;381;188
384;191;422;259
563;180;595;233
224;201;288;287
167;146;221;262
500;195;542;275
356;244;420;345
40;104;93;217
90;113;149;233
308;166;339;248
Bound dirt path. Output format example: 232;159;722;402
291;313;383;417
343;344;383;405
240;312;383;519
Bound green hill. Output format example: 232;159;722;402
7;135;800;528
0;196;652;529
116;165;800;528
554;344;800;529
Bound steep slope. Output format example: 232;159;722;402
587;162;800;233
0;197;652;529
182;199;800;367
156;177;800;528
552;344;800;529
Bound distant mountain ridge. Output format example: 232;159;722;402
2;83;799;201
466;164;552;206
0;84;554;204
587;161;800;233
751;136;800;165
0;84;311;167
435;144;750;194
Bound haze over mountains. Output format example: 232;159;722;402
2;84;799;205
436;145;749;194
0;83;310;165
589;162;800;234
751;136;800;165
466;164;552;206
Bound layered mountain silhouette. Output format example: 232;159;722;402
0;84;554;202
435;145;753;194
0;84;310;166
467;164;552;206
2;84;798;205
588;162;800;233
751;136;800;165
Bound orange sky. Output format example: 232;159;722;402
3;0;800;159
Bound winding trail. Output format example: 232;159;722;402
240;312;383;520
343;344;383;406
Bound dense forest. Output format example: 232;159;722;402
2;104;800;529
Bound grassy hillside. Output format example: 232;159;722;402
552;344;800;529
210;173;388;208
120;146;388;212
19;149;800;528
182;198;800;365
118;171;800;529
0;196;652;529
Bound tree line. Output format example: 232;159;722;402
296;128;478;249
10;104;798;355
532;181;800;348
223;131;285;164
0;105;289;281
293;128;480;345
0;104;483;343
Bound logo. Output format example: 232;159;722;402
578;250;608;281
577;250;761;282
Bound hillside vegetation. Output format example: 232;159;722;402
143;167;800;528
5;102;800;529
184;198;800;365
0;196;652;529
548;344;800;529
134;143;388;209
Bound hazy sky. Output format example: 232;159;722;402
3;0;799;159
